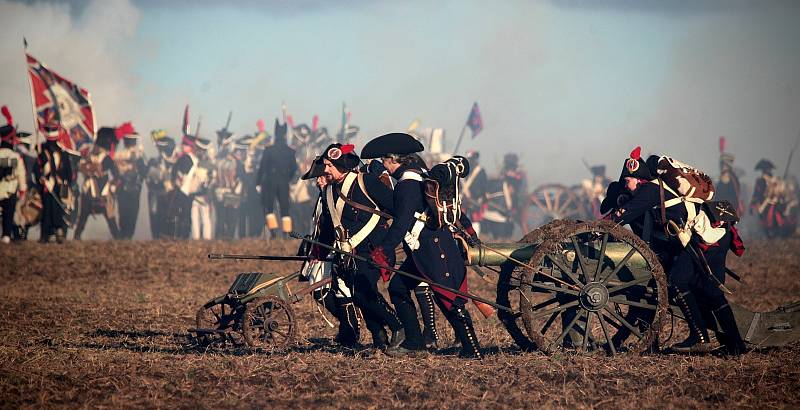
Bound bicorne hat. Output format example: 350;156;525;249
360;132;424;159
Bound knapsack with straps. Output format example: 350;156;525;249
651;156;724;246
424;156;470;229
655;156;715;201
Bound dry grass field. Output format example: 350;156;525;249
1;237;799;408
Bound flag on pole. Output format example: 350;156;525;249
466;102;483;138
26;53;95;152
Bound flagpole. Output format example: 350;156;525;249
452;122;468;155
23;38;40;151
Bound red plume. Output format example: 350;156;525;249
256;119;265;133
286;115;295;129
114;122;136;139
629;146;641;160
1;105;12;126
312;115;319;132
340;144;355;155
719;136;726;153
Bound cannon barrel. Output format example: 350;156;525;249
467;241;648;270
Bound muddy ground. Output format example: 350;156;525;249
1;237;799;409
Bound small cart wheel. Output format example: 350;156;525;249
242;295;297;350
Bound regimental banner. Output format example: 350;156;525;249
26;53;96;152
467;101;483;138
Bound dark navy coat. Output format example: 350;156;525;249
377;164;468;306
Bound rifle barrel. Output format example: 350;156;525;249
208;254;313;261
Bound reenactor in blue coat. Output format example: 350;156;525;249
603;147;746;355
362;133;482;359
314;143;404;349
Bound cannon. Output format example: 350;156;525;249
189;219;800;354
469;219;800;354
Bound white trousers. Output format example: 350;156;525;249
191;199;213;240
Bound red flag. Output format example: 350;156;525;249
26;53;95;152
467;102;483;138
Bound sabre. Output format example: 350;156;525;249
289;232;513;313
686;244;733;295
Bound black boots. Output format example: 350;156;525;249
335;301;361;348
448;306;482;359
314;290;360;348
415;286;439;349
713;303;747;355
671;290;713;353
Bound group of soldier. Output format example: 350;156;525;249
0;105;340;243
295;133;764;358
1;99;795;360
297;133;484;358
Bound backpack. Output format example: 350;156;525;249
654;156;715;201
651;156;725;246
423;156;469;229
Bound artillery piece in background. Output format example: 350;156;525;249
188;219;800;354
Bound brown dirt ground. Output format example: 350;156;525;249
1;237;799;409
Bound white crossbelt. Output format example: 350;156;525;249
326;172;381;252
399;170;427;250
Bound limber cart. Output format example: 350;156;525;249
188;219;800;354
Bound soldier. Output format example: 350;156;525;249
12;130;38;240
170;134;199;239
73;125;131;240
314;143;404;349
501;153;529;232
258;120;298;239
145;130;177;239
189;138;215;240
362;133;483;359
461;150;488;235
115;131;147;239
297;156;364;347
750;159;784;237
716;138;741;214
238;135;264;238
36;123;74;243
214;133;243;239
604;146;746;355
0;106;27;243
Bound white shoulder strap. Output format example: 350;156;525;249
399;171;423;182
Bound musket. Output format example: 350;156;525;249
224;111;232;131
783;130;800;179
208;254;321;262
289;232;513;313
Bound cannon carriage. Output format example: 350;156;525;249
189;219;800;354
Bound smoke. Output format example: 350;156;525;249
0;0;144;239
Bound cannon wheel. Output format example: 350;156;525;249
496;219;580;350
527;184;582;228
195;298;245;346
242;295;297;349
519;220;669;355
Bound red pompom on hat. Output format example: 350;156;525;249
629;146;641;160
114;122;137;139
340;144;355;155
619;145;652;181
